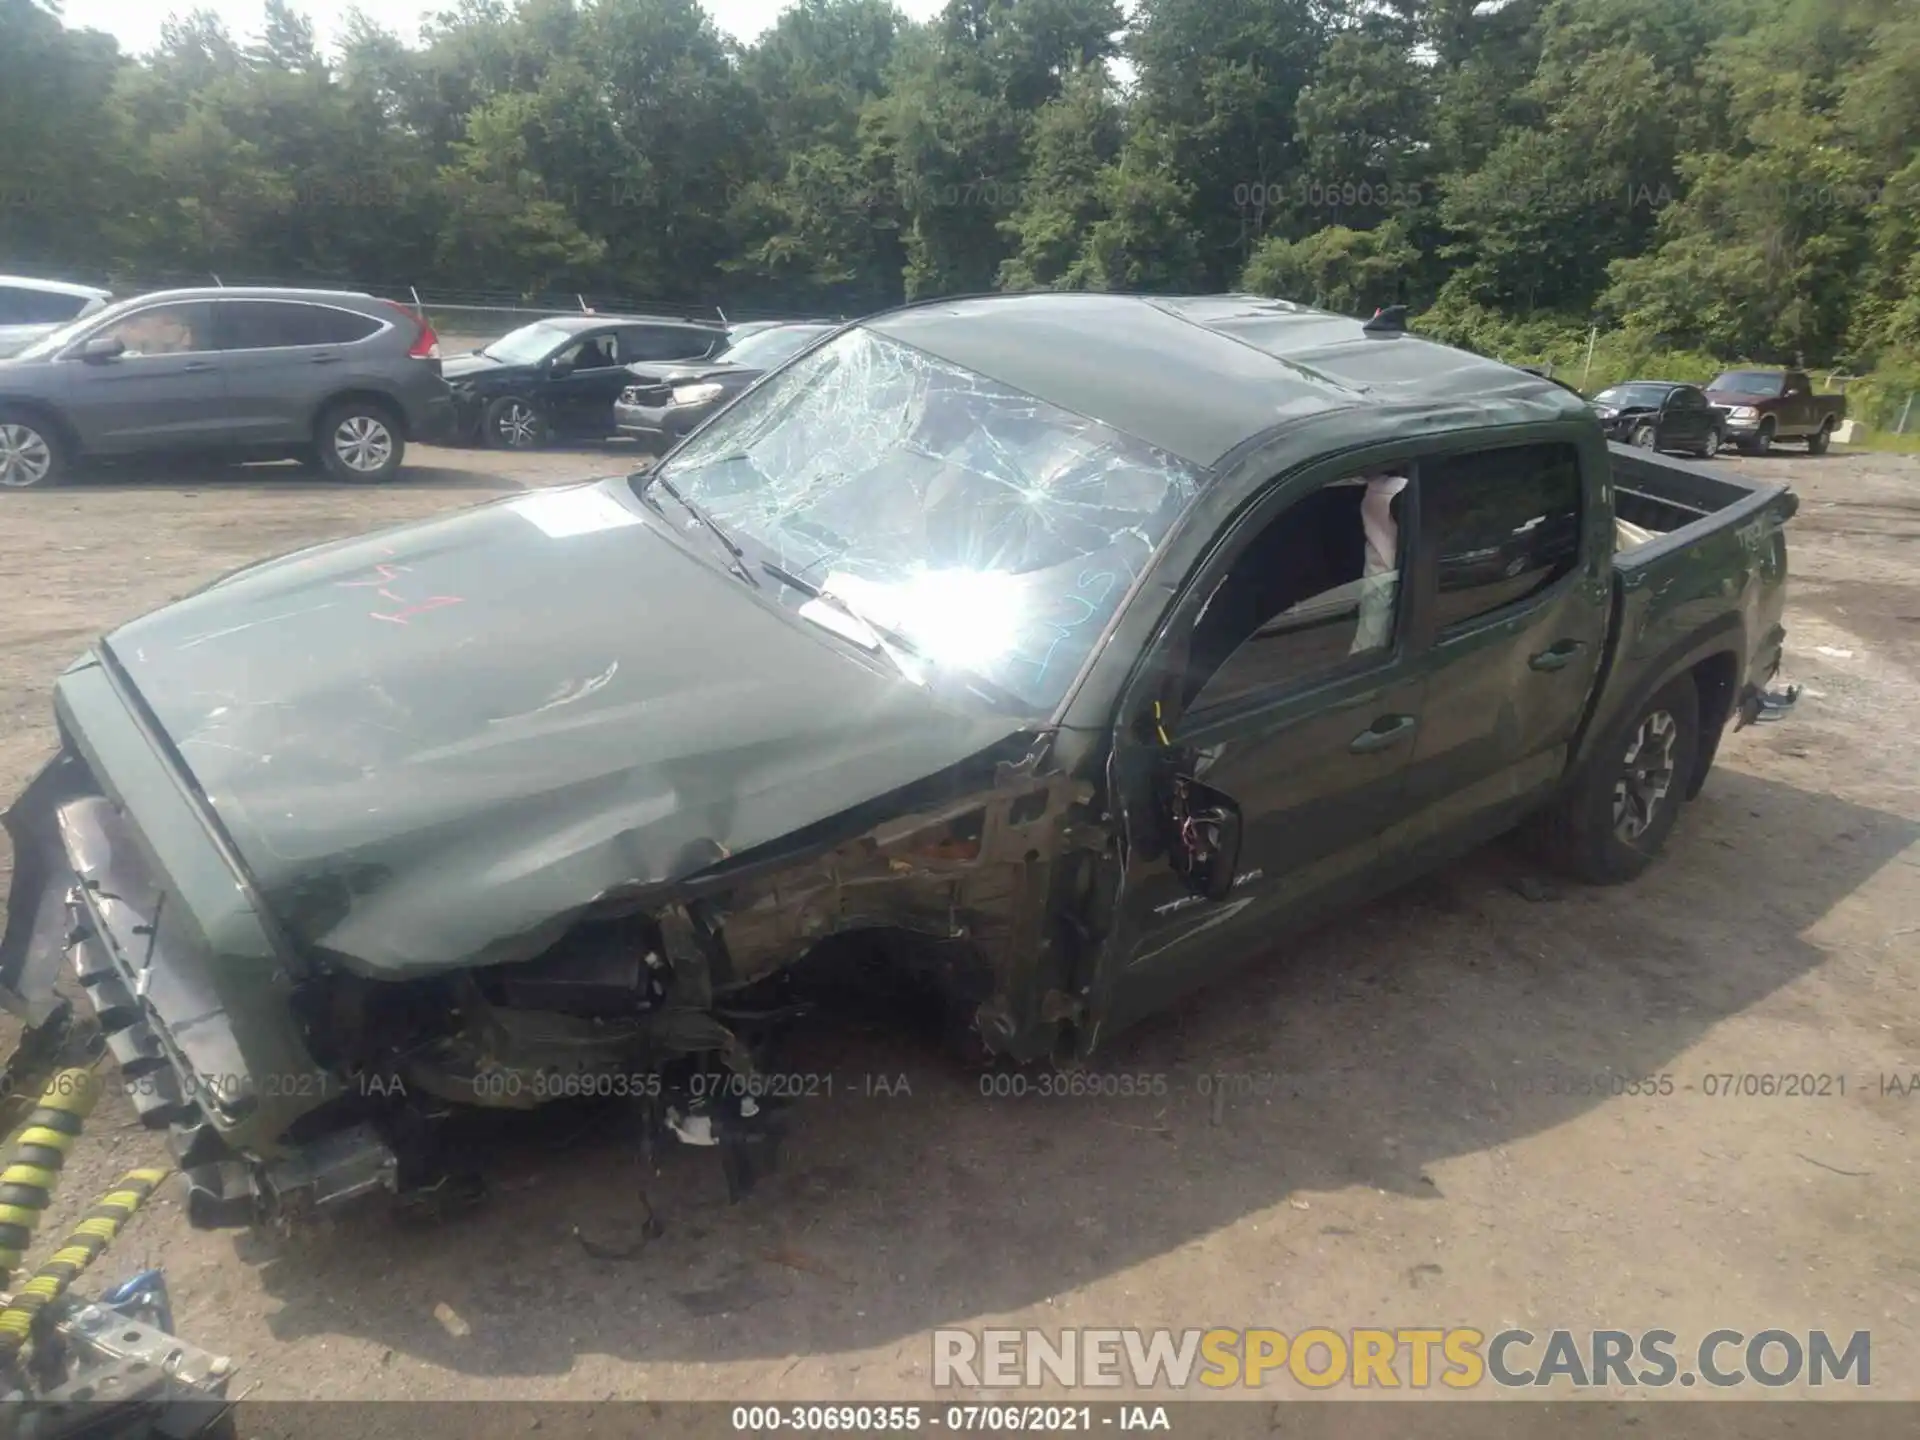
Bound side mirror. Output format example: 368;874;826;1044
1160;763;1245;903
78;336;125;363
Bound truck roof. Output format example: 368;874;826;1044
865;292;1588;467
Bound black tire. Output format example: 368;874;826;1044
0;407;68;489
1528;675;1701;885
1751;420;1774;455
1807;418;1832;455
1697;428;1722;459
484;395;548;450
1630;424;1658;450
317;399;405;482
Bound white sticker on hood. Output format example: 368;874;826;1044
511;485;643;538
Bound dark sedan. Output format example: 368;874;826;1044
1587;381;1725;458
445;314;727;448
614;322;837;450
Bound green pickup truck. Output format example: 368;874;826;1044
0;294;1797;1226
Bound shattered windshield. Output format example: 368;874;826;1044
642;327;1204;712
1593;384;1672;410
482;322;574;365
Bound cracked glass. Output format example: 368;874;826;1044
642;327;1205;711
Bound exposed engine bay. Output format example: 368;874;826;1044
4;719;1102;1229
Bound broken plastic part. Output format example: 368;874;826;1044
666;1107;718;1146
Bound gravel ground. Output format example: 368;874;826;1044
0;440;1915;1409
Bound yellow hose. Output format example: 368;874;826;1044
0;1167;170;1363
0;1068;102;1285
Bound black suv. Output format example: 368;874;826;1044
443;314;727;448
0;287;453;488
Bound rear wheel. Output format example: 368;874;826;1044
0;409;65;489
1807;418;1833;455
1528;675;1701;884
485;395;547;450
318;400;405;482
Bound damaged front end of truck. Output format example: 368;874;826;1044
0;318;1213;1227
0;657;1104;1227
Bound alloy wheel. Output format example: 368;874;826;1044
497;402;540;448
1612;709;1677;842
0;423;53;488
333;414;395;474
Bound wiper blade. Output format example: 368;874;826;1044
763;561;925;680
646;475;759;588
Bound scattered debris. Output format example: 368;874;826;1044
433;1301;473;1338
1509;875;1561;903
1407;1263;1444;1288
1796;1153;1870;1178
1814;646;1856;659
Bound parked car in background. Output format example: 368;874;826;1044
0;287;450;488
615;321;837;450
445;314;726;448
1588;381;1725;457
1705;369;1846;454
0;276;112;359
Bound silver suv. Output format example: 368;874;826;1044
0;287;454;488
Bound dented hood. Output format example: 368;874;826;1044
101;479;1026;977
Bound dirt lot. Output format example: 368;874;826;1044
0;441;1915;1406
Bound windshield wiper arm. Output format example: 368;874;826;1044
644;475;759;588
762;561;926;673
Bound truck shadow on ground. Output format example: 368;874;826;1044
241;766;1916;1378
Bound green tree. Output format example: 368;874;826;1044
997;64;1121;288
1241;218;1420;313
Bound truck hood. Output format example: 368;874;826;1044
99;478;1026;977
1704;390;1772;408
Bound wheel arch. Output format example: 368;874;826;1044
0;396;80;457
1571;613;1747;779
310;387;407;442
1684;650;1740;798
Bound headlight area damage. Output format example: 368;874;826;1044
2;691;1097;1228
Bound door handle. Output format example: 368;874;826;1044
309;354;341;365
1529;640;1587;672
180;361;216;373
1349;714;1417;753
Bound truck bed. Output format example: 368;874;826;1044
1572;443;1798;777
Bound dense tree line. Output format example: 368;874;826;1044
2;0;1916;402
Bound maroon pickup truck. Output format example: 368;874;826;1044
1705;369;1846;455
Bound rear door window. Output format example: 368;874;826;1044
217;300;383;349
1419;443;1583;631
